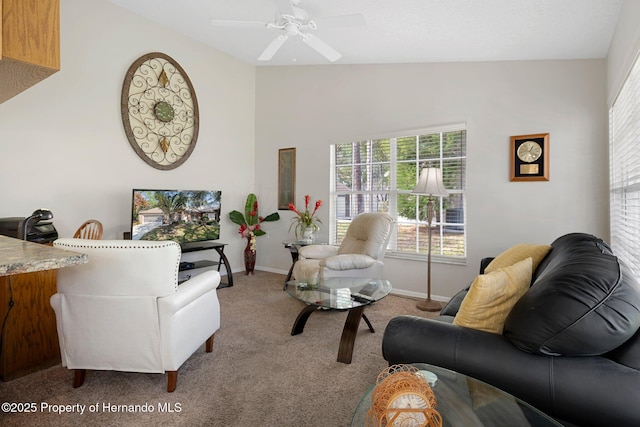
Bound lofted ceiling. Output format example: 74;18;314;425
107;0;623;66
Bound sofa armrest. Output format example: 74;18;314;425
383;315;469;366
382;316;555;412
298;244;339;259
158;270;221;370
158;270;219;313
320;254;376;270
382;316;533;373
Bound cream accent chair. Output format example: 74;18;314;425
292;212;394;282
51;238;221;392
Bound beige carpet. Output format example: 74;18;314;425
0;271;439;427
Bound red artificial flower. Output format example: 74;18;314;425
288;195;322;236
312;200;322;216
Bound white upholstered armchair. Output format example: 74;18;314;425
292;212;394;282
51;238;221;392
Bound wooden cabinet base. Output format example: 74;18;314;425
0;270;60;381
0;58;58;104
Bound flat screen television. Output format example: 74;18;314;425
131;189;222;245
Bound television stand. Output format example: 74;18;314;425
179;241;233;289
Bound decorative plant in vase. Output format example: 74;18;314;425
229;193;279;275
289;195;322;242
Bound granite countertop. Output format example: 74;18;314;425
0;235;88;276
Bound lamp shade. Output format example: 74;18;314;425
412;167;449;196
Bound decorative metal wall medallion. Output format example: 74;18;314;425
121;52;199;170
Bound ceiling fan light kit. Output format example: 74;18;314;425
212;0;364;63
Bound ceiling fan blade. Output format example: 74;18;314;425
302;34;342;62
258;35;289;61
273;0;295;17
314;14;366;29
211;19;267;28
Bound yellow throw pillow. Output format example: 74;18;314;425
484;243;551;273
453;257;532;334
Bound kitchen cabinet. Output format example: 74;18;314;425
0;0;60;103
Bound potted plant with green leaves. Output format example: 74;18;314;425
229;193;279;274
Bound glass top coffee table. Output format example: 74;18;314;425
352;363;563;426
285;277;392;364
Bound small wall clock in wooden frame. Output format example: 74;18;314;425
510;133;549;181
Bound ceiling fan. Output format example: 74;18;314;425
211;0;365;62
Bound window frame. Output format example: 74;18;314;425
609;51;640;280
330;123;467;265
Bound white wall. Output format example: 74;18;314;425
254;60;609;299
0;0;615;299
0;0;256;272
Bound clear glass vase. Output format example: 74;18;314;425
302;226;316;243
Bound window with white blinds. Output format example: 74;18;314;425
330;125;467;261
610;53;640;279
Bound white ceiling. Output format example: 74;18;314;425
107;0;623;66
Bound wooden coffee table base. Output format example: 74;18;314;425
291;304;375;364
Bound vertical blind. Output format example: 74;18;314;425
610;52;640;279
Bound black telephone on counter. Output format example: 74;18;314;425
0;209;58;243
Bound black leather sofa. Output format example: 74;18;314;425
382;233;640;427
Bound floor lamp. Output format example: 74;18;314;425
412;167;449;311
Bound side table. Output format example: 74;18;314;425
282;239;327;289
